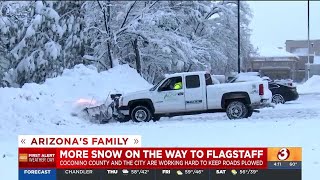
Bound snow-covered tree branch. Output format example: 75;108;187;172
0;1;255;87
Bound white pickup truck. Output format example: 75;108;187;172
115;71;271;122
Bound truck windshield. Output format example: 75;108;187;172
149;78;165;91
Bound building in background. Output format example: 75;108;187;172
249;40;320;82
249;48;299;81
286;39;320;57
286;40;320;80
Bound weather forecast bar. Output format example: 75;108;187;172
19;169;301;180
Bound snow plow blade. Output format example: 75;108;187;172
82;104;111;123
82;93;123;123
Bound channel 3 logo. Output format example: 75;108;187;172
277;148;290;161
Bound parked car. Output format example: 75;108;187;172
274;79;294;87
114;71;271;121
269;82;299;104
228;73;298;104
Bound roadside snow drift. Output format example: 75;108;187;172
0;64;151;137
298;75;320;94
0;65;319;180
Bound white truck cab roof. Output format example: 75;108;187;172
165;71;208;78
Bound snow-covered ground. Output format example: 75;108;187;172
0;65;319;179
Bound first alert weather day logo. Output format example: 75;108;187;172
19;153;28;162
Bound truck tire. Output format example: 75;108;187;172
245;109;253;118
131;106;152;122
226;101;248;119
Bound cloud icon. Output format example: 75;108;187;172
176;170;183;176
122;169;129;174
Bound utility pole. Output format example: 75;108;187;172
307;0;310;79
237;0;241;73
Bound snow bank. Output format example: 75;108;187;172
0;64;151;137
0;64;151;179
298;75;320;94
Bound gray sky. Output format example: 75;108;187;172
248;1;320;52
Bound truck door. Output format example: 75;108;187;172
154;76;186;113
185;75;205;111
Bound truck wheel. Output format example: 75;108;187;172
226;101;248;119
131;106;152;122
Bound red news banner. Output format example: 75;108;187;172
18;135;268;170
57;147;267;169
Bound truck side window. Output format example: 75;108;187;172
158;76;182;91
186;75;200;88
205;74;213;85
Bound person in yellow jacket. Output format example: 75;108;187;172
173;81;182;90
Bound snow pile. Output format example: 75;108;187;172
298;75;320;94
0;64;151;179
0;64;151;137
